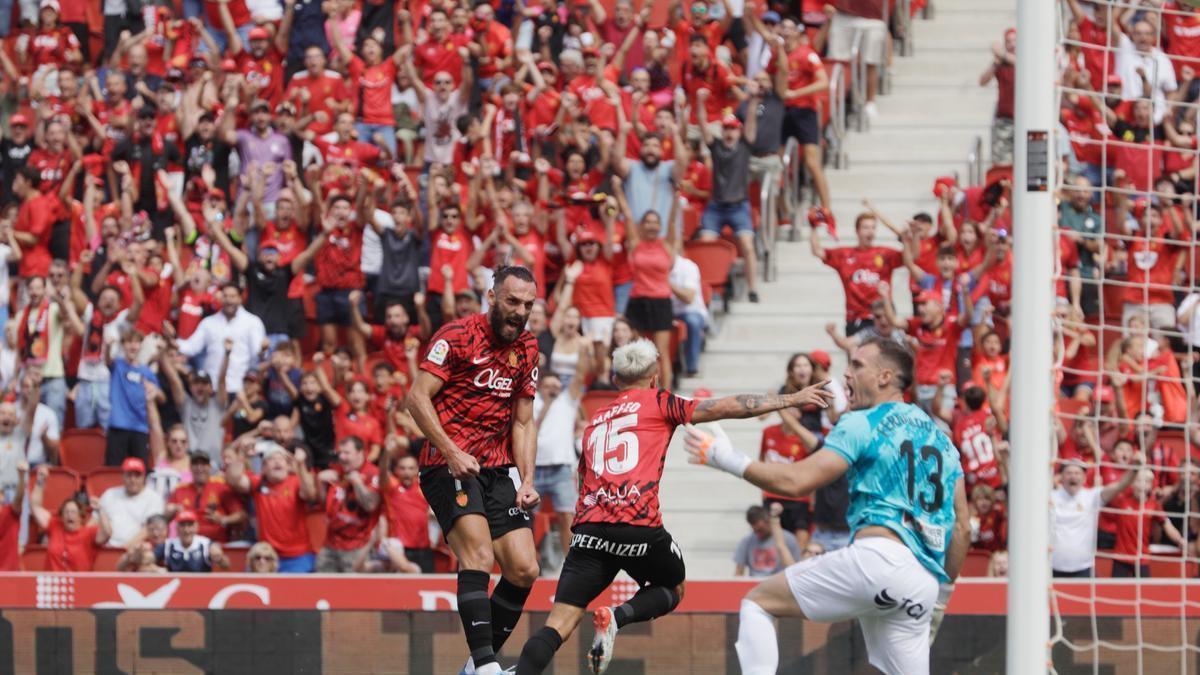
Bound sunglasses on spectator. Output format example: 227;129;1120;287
435;78;453;85
251;555;275;562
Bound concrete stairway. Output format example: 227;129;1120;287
660;0;1017;577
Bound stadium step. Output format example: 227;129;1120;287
668;0;1016;577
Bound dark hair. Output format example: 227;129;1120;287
746;505;769;524
963;385;987;411
853;213;875;230
911;212;934;224
861;337;914;392
688;33;708;45
493;265;536;289
372;362;396;375
14;165;40;185
936;244;957;258
339;436;365;452
329;193;353;208
220;281;241;294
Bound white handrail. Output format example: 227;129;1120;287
849;29;868;132
966;135;984;186
828;62;847;169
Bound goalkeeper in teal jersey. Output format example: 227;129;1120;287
685;338;971;675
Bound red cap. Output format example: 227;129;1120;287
574;229;601;244
537;60;558;71
248;26;270;41
121;457;146;474
221;58;239;73
808;349;831;370
258;238;281;251
208;187;227;201
9;113;29;127
1097;385;1116;403
581;46;599;57
176;509;198;523
1004;28;1016;41
916;290;942;305
1131;197;1149;220
1106;73;1123;86
721;114;742;129
932;175;957;198
961;380;983;392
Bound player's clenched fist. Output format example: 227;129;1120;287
445;447;481;479
515;482;540;511
683;424;752;477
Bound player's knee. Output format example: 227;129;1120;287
508;559;540;587
457;543;495;571
674;581;687;603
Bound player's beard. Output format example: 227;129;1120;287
489;303;524;344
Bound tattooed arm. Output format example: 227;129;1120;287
690;382;833;423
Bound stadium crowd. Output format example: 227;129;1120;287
0;0;872;575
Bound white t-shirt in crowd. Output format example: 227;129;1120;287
534;391;580;467
1051;485;1102;573
100;485;166;548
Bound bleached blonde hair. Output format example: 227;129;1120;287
612;338;660;384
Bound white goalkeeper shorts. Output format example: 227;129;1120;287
784;535;940;675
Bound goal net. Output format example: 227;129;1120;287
1048;0;1200;670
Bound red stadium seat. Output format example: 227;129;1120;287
85;468;125;499
91;547;125;571
21;544;46;571
30;467;81;513
960;550;993;577
306;509;328;552
669;320;687;377
682;205;702;241
221;545;249;572
580;390;620;421
684;240;739;306
60;429;107;474
434;544;458;573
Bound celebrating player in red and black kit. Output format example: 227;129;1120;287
406;266;541;675
515;339;833;674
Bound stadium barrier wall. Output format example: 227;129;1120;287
0;576;1195;673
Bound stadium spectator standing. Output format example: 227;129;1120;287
99;458;166;549
733;504;801;577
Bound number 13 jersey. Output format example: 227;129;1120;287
574;388;698;528
823;401;963;583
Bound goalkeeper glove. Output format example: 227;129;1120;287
929;582;955;645
683;423;752;478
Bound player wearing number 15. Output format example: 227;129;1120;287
515;338;835;674
685;338;971;675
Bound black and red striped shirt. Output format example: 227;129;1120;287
419;313;539;468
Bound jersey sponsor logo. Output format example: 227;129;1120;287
873;588;929;620
473;367;515;394
580;483;642;508
472;355;490;365
427;339;450;365
507;506;531;520
569;533;649;557
850;268;882;285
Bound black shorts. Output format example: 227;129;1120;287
783;107;821;146
286;298;306;339
763;498;812;533
315;288;367;326
554;523;686;609
420;465;533;541
625;297;674;333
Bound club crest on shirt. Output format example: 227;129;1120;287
428;339;450;365
508;351;518;368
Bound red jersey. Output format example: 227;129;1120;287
15;193;56;277
418;313;539;468
953;409;1002;488
426;229;472;295
1077;16;1116;89
759;424;810;503
1061;96;1105;167
334;401;384;450
237;48;286;106
324;462;381;551
381;478;432;549
314;137;383;171
1163;3;1200;78
204;0;250;28
413;38;464;87
169;480;246;543
315;222;365;289
908;317;965;386
575;388;697;527
1124;226;1179;306
1110;494;1165;564
29;26;79;67
284;70;348;135
572;257;615;318
972;504;1007;553
370;324;422;372
474;21;512;79
822;246;903;321
46;519;100;571
177;287;216;339
259;220;308;298
680;59;736;125
773;44;824;109
348;57;398;126
26;148;71;196
0;504;16;571
248;473;311;557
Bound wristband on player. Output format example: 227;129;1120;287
684;424;752;478
936;582;955;607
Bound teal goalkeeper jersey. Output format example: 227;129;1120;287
822;401;963;582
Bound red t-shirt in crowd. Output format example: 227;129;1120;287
572;257;615;318
30;26;80;67
773;43;824;110
630;239;672;299
15;193;56;277
248;473;311;558
575;387;698;528
348;57;398;126
285;70;348;135
177;287;216;339
334;401;384;450
315;222;365;290
426;229;472;295
413;37;464;87
759;423;810;503
972;504;1007;553
324;462;381;551
381;478;432;549
1110;494;1165;564
908;316;965;386
238;47;286;106
169;480;246;543
953;408;1002;488
369;324;422;372
46;519;100;572
204;0;251;28
822;246;903;321
1060;96;1105;167
418;313;539;469
1163;2;1200;78
26;147;71;196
